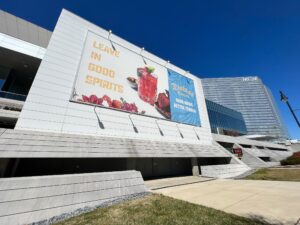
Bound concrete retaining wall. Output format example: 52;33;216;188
291;143;300;152
241;148;269;168
200;164;250;178
212;133;289;150
263;149;292;161
245;148;268;157
265;162;280;167
0;170;147;225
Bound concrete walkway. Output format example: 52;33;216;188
152;178;300;225
145;176;214;190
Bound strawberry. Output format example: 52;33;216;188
102;95;112;107
112;100;123;109
130;103;138;112
97;97;103;105
89;95;98;104
157;93;170;112
122;102;132;111
82;95;89;102
137;67;149;77
107;99;112;107
102;95;111;102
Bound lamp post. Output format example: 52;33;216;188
280;91;300;128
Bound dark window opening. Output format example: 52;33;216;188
0;48;41;101
217;141;235;153
266;147;287;151
0;158;193;180
197;157;232;166
259;157;271;162
240;144;252;148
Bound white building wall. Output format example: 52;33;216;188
0;10;51;48
15;9;213;145
0;33;46;59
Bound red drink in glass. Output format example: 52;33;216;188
137;68;157;105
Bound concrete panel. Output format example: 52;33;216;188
15;9;214;147
291;143;300;152
200;164;250;178
0;10;52;48
0;129;231;158
16;18;29;41
263;149;292;161
245;148;268;157
4;13;18;38
0;170;147;225
0;11;6;34
0;33;46;59
213;133;289;150
241;148;269;168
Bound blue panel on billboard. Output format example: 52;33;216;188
168;69;201;126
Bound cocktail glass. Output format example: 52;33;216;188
137;68;157;105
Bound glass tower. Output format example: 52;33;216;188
202;76;289;141
206;99;247;135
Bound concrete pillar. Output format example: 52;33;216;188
191;158;200;176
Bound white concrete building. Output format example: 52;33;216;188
0;9;293;224
0;9;291;178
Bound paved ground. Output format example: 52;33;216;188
145;176;214;190
147;177;300;225
272;166;300;169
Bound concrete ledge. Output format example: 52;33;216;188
265;162;281;167
263;149;292;161
212;133;289;150
244;148;268;157
0;170;147;225
0;128;231;158
200;164;250;178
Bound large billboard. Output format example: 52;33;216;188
71;31;201;126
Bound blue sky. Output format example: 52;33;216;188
1;0;299;139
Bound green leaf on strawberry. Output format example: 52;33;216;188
146;66;155;73
120;97;126;104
